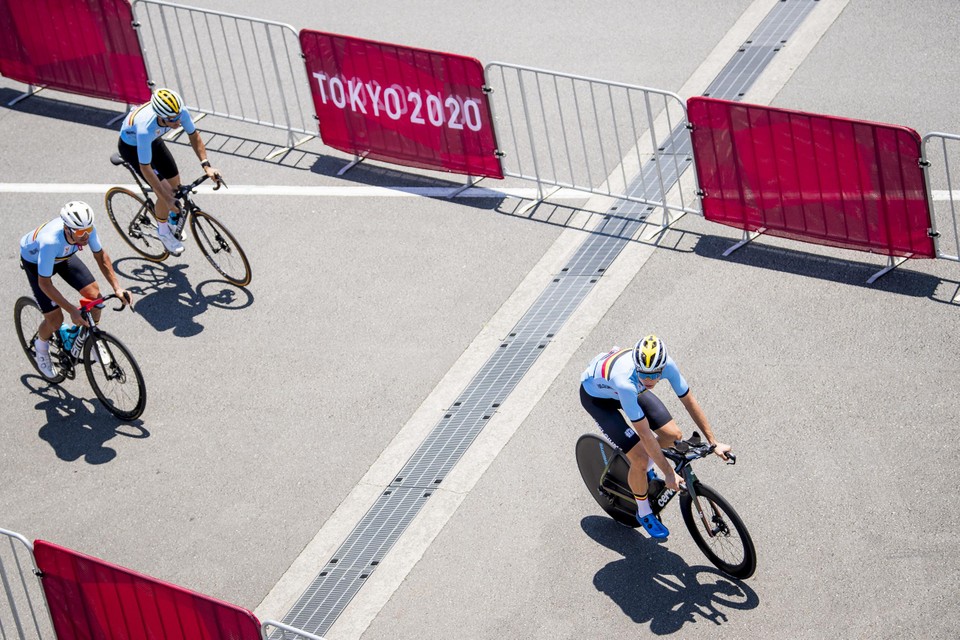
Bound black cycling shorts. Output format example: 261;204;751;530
22;255;96;313
118;138;179;181
579;384;674;453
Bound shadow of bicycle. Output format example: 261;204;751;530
23;375;149;465
581;515;759;634
111;258;253;337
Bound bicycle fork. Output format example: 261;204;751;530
683;469;726;538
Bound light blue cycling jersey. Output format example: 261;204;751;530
580;347;689;422
20;219;102;278
119;103;197;164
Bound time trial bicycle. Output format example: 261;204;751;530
576;431;757;579
105;154;252;287
14;293;147;421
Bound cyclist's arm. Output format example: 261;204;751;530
187;129;221;182
91;250;123;297
678;391;730;459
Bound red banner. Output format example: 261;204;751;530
0;0;150;104
688;97;934;258
34;540;261;640
300;30;503;179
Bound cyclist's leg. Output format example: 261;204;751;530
638;389;683;450
148;140;180;222
580;385;648;496
23;259;63;340
60;256;99;323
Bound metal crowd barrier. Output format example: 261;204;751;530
261;619;326;640
0;528;54;640
922;132;960;264
131;0;317;157
485;62;700;218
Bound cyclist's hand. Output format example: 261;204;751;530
207;167;225;190
665;469;680;492
69;307;88;328
116;289;134;308
713;442;732;460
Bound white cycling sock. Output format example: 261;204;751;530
158;221;171;233
34;337;49;353
635;494;653;517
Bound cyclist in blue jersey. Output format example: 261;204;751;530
20;202;132;378
118;87;222;256
580;335;731;539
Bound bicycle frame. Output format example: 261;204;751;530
118;160;220;236
597;435;730;524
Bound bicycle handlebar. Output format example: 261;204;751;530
174;172;227;200
662;431;737;466
80;292;132;313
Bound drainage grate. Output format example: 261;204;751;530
279;1;819;636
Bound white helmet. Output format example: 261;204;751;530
633;334;668;374
151;87;184;120
60;201;95;229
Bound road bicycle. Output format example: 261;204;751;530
576;431;756;579
105;154;252;287
15;293;147;421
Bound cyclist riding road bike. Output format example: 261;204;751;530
19;202;133;379
118;87;222;256
580;334;732;539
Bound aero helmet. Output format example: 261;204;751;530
59;201;95;230
633;334;668;374
151;88;183;119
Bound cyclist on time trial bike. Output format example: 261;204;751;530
118;87;222;256
19;202;132;378
580;335;732;539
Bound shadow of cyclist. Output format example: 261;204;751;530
581;515;759;634
112;258;253;337
24;375;149;465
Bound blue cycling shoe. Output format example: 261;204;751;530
638;513;669;539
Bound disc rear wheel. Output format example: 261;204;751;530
575;434;639;528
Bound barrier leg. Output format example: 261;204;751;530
447;176;486;199
516;185;563;216
337;153;368;176
266;132;317;160
722;228;765;257
7;84;45;107
642;207;688;241
106;105;130;127
866;255;910;284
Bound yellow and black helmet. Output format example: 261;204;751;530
633;334;668;374
150;88;183;120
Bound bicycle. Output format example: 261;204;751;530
105;154;252;287
576;431;757;579
15;293;147;421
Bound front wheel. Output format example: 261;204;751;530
14;296;67;383
105;187;169;262
83;333;147;421
680;482;756;579
190;210;252;287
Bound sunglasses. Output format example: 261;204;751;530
637;370;663;380
72;226;93;238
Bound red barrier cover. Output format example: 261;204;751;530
688;97;934;258
300;30;503;179
34;540;261;640
0;0;150;104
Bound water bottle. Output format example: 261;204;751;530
59;323;79;351
168;209;179;228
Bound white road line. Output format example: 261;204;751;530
0;183;587;199
0;183;954;200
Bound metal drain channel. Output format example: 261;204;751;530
280;1;818;635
